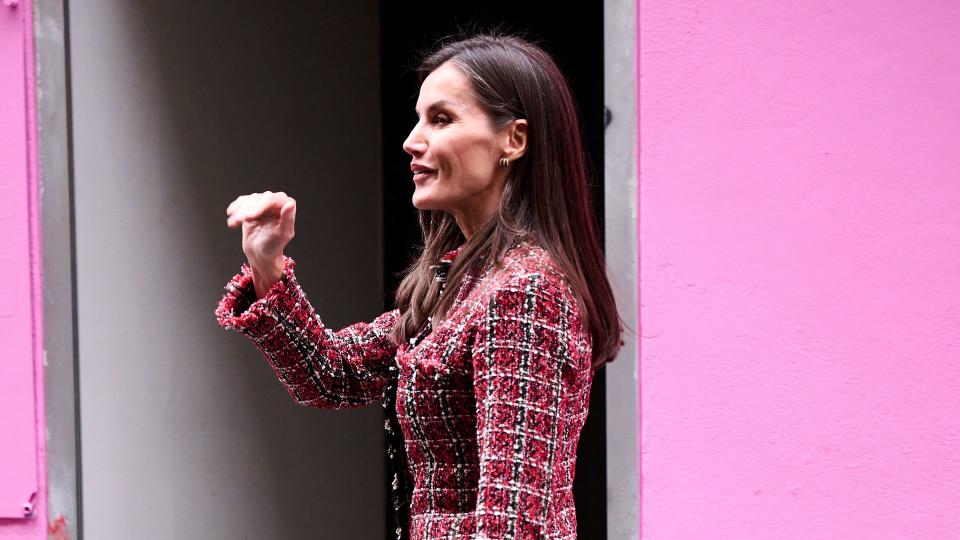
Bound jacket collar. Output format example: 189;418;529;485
432;244;465;285
439;236;532;266
439;244;465;264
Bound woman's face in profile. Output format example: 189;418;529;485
402;62;506;215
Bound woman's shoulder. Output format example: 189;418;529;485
475;240;592;359
481;240;578;308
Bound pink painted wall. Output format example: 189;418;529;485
0;0;47;538
638;1;960;538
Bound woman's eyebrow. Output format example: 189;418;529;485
415;100;455;117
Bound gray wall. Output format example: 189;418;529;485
604;0;639;538
37;0;81;538
69;1;385;538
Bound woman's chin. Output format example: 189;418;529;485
413;202;442;211
412;191;442;210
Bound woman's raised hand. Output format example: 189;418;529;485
226;191;297;297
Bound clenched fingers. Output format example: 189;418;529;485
226;192;291;229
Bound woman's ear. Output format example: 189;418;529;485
503;119;528;161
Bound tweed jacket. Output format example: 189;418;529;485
215;239;595;539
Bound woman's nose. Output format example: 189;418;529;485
403;124;426;156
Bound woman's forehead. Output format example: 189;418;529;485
416;64;473;114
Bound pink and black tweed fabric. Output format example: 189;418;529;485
215;239;595;539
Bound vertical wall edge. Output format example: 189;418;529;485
603;0;639;538
36;0;81;538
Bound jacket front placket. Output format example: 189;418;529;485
382;257;454;540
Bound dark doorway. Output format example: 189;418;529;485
380;2;607;538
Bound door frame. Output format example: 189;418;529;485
603;0;640;538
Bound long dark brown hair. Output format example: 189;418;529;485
390;31;624;369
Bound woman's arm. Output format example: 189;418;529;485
470;273;593;539
216;255;400;409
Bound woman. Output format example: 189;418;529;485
216;32;623;540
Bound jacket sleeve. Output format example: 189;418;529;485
471;273;591;539
215;255;400;409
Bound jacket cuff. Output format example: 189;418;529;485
214;255;297;336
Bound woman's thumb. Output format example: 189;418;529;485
281;200;296;235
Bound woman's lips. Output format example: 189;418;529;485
413;170;435;182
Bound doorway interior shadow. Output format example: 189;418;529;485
380;3;607;538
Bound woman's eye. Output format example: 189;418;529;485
433;114;450;124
